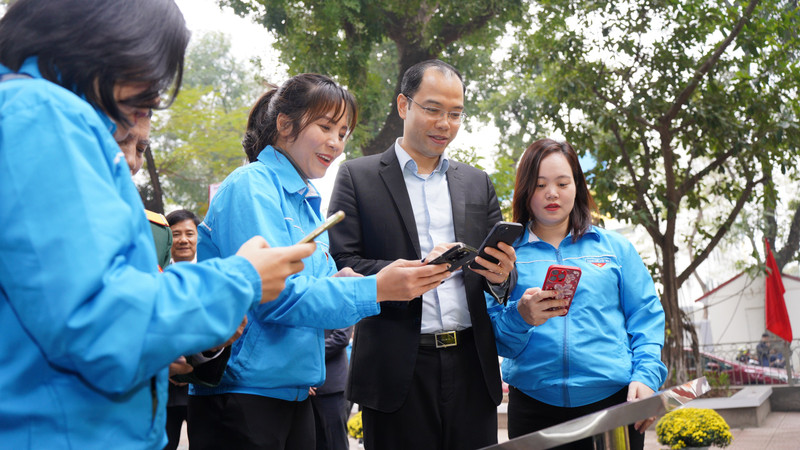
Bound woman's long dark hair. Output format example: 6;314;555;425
0;0;190;126
243;73;358;162
512;139;597;241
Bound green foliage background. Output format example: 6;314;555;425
146;32;263;215
219;0;525;156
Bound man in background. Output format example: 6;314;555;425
757;332;772;367
169;209;199;263
164;209;201;450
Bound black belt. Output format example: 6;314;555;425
419;328;472;349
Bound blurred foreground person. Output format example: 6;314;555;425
0;1;313;448
116;113;174;271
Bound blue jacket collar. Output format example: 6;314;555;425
522;222;600;245
0;57;40;79
256;145;320;203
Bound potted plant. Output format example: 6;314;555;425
655;408;733;449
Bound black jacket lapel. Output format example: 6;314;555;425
446;162;467;243
379;148;421;258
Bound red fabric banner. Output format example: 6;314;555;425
765;239;793;342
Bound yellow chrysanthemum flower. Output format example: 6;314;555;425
655;408;732;449
347;410;363;440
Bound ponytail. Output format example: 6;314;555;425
243;87;278;162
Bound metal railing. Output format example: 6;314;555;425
688;338;798;386
482;377;711;449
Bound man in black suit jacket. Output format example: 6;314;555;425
328;59;516;450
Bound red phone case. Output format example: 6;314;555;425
542;265;582;312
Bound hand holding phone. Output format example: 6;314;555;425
297;210;345;244
427;243;478;272
469;222;524;270
542;265;581;313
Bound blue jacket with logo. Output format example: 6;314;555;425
0;58;262;448
487;225;666;407
193;146;380;401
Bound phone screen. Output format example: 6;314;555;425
469;222;524;270
297;210;345;244
428;244;478;272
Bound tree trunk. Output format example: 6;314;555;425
760;165;800;271
361;44;436;156
141;146;165;214
361;98;405;156
661;242;687;385
773;201;800;270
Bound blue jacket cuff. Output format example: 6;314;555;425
230;255;263;308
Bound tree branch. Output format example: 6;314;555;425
142;145;165;214
677;145;741;199
639;132;652;186
677;174;765;287
776;201;800;269
671;118;697;134
661;0;760;124
438;8;498;47
610;122;662;242
687;209;712;294
592;86;655;129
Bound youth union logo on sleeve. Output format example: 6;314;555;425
585;256;613;268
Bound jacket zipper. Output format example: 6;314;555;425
555;244;571;408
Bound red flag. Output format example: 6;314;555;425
765;239;792;342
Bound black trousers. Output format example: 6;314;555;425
310;392;350;450
187;393;314;450
164;405;187;450
507;386;644;450
362;329;497;450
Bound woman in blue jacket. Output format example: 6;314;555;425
0;1;314;448
487;139;667;449
189;74;450;449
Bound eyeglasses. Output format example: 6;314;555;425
405;96;467;124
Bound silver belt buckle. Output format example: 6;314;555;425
435;331;457;348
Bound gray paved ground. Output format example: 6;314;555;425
346;412;800;448
644;410;800;450
177;411;800;449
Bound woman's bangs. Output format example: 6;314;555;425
304;84;356;136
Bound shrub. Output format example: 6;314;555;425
656;408;732;449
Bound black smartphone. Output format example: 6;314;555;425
297;210;345;244
427;243;478;272
469;221;524;270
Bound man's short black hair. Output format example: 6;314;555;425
166;209;199;227
400;59;465;99
0;0;190;126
